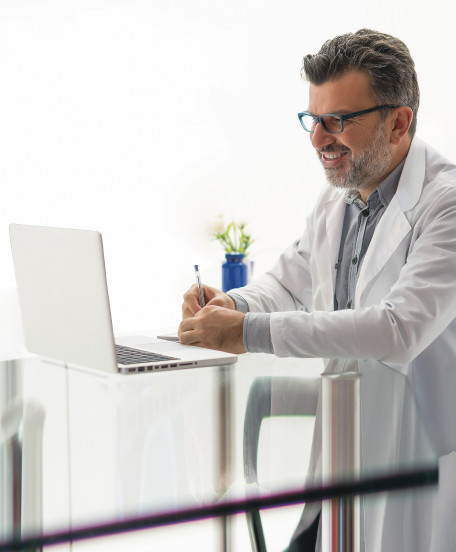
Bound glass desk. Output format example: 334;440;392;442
0;343;442;551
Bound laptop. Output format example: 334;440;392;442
9;224;237;374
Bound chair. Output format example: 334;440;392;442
0;388;45;542
243;376;319;552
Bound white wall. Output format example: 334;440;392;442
1;0;455;355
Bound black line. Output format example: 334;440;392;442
0;466;437;551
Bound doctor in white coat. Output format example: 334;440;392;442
179;29;456;551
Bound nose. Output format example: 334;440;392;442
310;121;337;151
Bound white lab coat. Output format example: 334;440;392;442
236;137;456;550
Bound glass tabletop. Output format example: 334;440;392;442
0;343;440;551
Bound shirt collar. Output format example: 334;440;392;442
344;159;406;209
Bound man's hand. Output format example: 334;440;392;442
178;305;246;354
182;283;236;319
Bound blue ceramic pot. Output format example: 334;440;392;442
222;253;248;292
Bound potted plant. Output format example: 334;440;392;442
211;219;254;292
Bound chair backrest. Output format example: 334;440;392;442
243;376;319;552
1;398;45;541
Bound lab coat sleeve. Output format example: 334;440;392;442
271;185;456;365
229;213;315;314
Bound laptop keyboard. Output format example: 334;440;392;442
115;344;177;365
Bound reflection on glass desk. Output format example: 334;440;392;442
0;349;446;551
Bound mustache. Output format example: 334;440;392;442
319;145;351;154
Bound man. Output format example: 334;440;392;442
180;29;456;550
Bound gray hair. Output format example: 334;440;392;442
301;29;419;138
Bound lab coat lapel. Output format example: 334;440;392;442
355;198;411;305
355;137;426;306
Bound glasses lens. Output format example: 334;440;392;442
321;115;343;134
300;114;317;132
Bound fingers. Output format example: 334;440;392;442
178;315;205;346
179;307;211;344
178;320;199;346
178;305;246;354
182;284;202;319
182;283;233;319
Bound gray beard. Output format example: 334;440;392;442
321;126;393;191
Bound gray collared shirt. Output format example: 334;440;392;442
230;159;406;353
334;159;405;311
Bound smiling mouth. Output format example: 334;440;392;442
321;151;349;161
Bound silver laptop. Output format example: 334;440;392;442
9;224;237;374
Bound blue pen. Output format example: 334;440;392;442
194;265;206;307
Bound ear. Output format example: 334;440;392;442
390;106;413;145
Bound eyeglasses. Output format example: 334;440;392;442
297;104;399;135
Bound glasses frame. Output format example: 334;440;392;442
297;104;399;134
